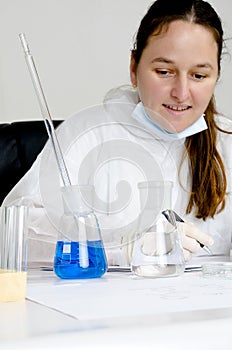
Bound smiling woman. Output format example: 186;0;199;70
129;0;229;223
130;20;219;133
3;0;232;267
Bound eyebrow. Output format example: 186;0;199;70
151;57;214;70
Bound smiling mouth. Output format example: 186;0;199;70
163;104;191;111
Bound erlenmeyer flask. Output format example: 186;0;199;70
53;185;108;279
131;181;185;278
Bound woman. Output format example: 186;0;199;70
4;0;232;265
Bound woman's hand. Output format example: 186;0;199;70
177;222;214;261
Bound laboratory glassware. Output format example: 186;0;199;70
131;181;185;278
19;34;107;279
54;185;108;279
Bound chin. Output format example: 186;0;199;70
168;120;194;134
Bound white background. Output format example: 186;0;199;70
0;0;231;122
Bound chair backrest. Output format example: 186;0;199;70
0;120;63;204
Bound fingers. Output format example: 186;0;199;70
183;222;214;246
141;232;173;256
183;249;192;262
178;227;200;253
141;234;156;255
177;222;214;260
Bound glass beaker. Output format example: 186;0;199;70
0;205;28;302
131;181;185;278
53;185;108;279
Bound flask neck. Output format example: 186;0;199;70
61;185;94;215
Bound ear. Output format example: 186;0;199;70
130;51;137;87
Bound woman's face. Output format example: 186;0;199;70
130;20;219;133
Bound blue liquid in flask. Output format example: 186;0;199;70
54;240;108;279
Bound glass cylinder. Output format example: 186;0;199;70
131;181;185;278
53;185;108;279
0;205;28;302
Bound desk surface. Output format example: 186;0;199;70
1;259;232;350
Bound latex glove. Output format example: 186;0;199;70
141;230;173;256
121;221;174;263
177;222;214;261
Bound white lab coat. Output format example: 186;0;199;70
3;86;232;265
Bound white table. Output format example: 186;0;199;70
1;259;232;350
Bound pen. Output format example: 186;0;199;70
162;210;212;255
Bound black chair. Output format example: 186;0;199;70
0;120;63;204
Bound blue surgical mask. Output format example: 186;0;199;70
132;102;208;141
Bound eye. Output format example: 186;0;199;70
155;69;174;77
193;73;206;80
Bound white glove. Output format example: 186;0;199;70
121;220;175;263
140;231;172;256
177;222;214;261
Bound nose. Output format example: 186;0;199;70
171;75;190;101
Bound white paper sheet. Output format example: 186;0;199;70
26;270;232;320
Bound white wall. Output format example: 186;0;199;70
0;0;231;122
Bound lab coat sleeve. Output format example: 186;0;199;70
2;141;62;264
2;89;147;266
2;123;134;266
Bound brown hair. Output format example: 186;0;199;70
132;0;230;219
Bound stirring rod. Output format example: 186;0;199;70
19;33;71;188
19;34;88;266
